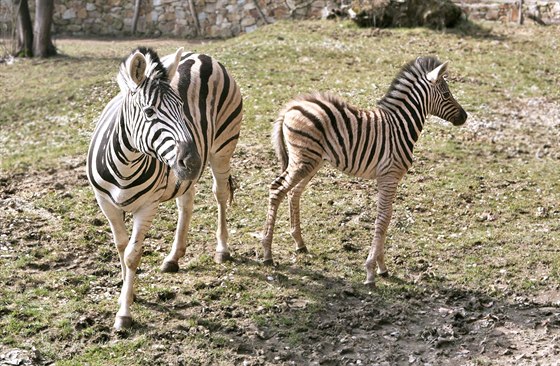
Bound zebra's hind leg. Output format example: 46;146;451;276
288;163;322;254
261;165;315;265
364;177;399;286
161;185;195;273
114;203;158;330
209;155;234;263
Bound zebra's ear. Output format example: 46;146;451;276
426;61;449;83
167;47;184;81
128;51;147;87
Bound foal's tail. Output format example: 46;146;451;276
272;110;289;172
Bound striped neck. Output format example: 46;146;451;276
377;58;441;142
114;106;141;161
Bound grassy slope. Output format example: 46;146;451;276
0;20;559;365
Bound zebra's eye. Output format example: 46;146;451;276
442;91;451;99
144;107;156;119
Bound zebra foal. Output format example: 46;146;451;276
261;57;467;285
87;47;242;329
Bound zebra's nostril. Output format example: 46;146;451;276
174;142;201;180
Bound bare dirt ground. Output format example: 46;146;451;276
1;96;559;366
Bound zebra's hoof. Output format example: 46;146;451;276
378;270;389;278
214;252;231;264
262;258;274;266
363;280;376;289
296;246;308;254
114;316;133;330
161;261;179;273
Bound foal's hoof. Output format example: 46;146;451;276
262;258;274;266
295;246;309;254
363;280;376;289
378;270;389;278
114;316;133;330
214;252;231;264
161;261;179;273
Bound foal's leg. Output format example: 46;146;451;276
114;203;158;330
364;177;399;285
261;165;315;265
96;195;128;282
161;185;196;273
209;154;234;263
288;163;322;253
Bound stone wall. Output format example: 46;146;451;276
1;0;559;40
54;0;332;38
453;0;560;24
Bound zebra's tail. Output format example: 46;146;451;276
272;111;288;172
227;175;237;206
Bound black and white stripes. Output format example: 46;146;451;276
261;56;467;285
86;47;242;329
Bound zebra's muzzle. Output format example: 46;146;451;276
173;142;202;181
451;108;468;126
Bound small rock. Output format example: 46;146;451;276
91;218;105;226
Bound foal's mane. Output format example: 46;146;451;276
378;56;442;109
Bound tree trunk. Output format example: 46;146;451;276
132;0;142;35
33;0;56;57
16;0;33;57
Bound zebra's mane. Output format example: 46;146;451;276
378;56;442;109
117;47;169;92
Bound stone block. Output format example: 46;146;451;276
198;11;208;21
244;24;257;33
77;8;87;19
273;7;288;18
241;15;256;26
159;22;174;32
62;8;76;19
209;24;221;37
230;23;241;35
243;2;256;10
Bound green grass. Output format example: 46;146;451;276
1;19;559;365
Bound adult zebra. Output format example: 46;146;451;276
261;56;467;286
87;47;242;329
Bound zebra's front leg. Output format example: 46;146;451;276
364;178;399;286
210;157;234;263
96;195;128;283
161;186;195;273
114;204;157;330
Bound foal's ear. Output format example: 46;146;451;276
426;61;449;83
128;51;147;86
167;47;184;82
